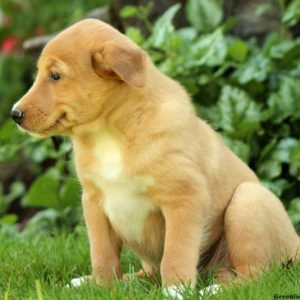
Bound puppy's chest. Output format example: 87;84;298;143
83;133;156;242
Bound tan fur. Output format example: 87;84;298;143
13;19;300;288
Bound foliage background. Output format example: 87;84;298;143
0;0;300;237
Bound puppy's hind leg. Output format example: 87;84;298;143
224;182;300;280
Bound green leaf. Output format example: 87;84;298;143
288;198;300;225
258;138;298;179
22;209;61;236
258;138;278;163
148;4;181;49
216;85;262;139
0;143;22;162
234;53;272;84
6;182;25;203
119;5;138;18
179;78;200;95
30;144;50;163
191;29;227;66
0;214;18;225
265;36;300;69
125;27;145;46
272;138;298;163
228;39;248;63
59;178;81;209
290;141;300;178
258;161;282;179
186;0;223;32
268;77;300;123
291;142;300;167
24;168;60;209
269;39;300;60
176;27;198;42
0;120;23;142
282;0;300;27
289;198;300;212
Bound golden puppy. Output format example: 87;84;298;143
12;19;300;292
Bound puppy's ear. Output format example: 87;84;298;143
92;42;146;88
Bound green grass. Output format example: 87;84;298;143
1;226;300;300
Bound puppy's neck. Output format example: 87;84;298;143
71;86;156;143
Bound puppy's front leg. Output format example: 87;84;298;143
160;199;206;287
82;191;122;286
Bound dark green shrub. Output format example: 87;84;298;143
0;0;300;233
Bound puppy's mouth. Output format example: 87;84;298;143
43;113;65;131
40;112;69;134
21;113;69;137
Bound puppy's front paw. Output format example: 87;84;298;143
199;284;221;298
163;284;222;299
163;285;187;300
66;275;92;288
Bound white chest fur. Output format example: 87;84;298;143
86;131;156;243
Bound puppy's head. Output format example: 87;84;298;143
11;19;146;137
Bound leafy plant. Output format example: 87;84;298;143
1;0;300;233
186;0;223;32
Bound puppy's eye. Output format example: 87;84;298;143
49;72;61;81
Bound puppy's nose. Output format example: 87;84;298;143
11;107;24;125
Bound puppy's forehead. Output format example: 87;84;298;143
38;19;120;63
49;19;122;49
38;19;136;71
